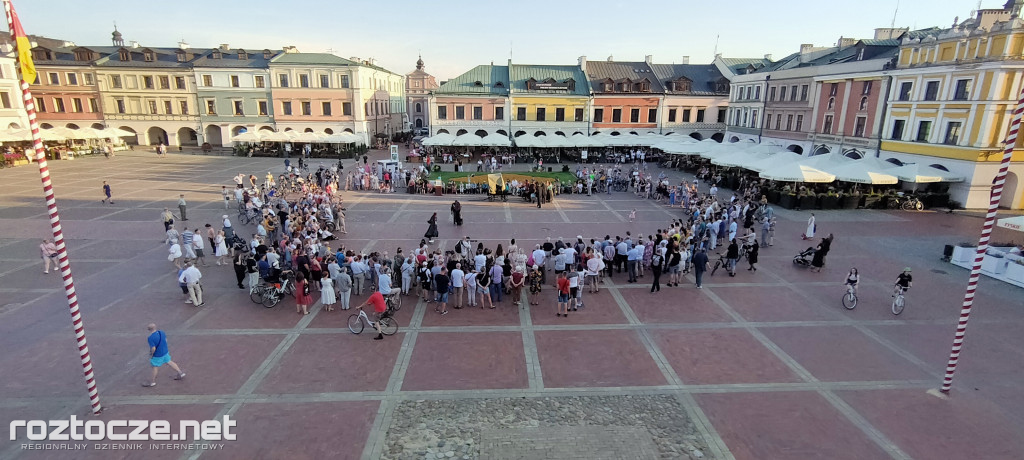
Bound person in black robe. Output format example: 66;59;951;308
424;212;439;243
450;200;463;226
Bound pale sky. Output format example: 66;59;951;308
9;0;973;81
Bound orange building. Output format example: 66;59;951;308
29;41;110;130
584;59;662;133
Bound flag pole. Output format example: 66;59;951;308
3;0;102;414
934;82;1024;396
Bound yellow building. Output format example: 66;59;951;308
509;63;591;139
881;1;1024;208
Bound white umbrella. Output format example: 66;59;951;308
887;163;964;183
1;128;34;141
514;135;545;148
741;151;806;172
98;127;137;139
651;137;694;150
481;133;512;147
713;150;774;168
570;133;602;148
422;133;456;146
451;133;483;147
261;131;297;142
292;131;325;143
759;163;836;183
231;131;263;143
661;142;707;155
997;215;1024;232
40;127;77;141
699;142;747;160
545;135;574;148
824;156;899;185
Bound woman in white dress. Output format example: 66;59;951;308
320;271;337;311
168;239;183;269
214;230;230;265
804;213;816;240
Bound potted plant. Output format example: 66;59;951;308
779;192;797;209
800;193;818;210
951;242;977;264
841;191;860;209
821;192;840;209
767;189;781;204
1005;257;1024;283
862;193;881;209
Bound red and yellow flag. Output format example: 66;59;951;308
5;1;36;85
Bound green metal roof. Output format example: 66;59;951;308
510;64;591;96
270;53;359;66
435;65;509;96
719;57;773;73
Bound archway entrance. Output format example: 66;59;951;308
1001;172;1019;208
147;127;168;145
178;127;198;146
711;132;724;142
118;126;138;145
415;118;423;128
689;132;703;140
811;145;830;156
204;125;223;146
787;144;804;154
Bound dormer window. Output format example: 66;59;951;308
143;50;155;62
176;50;186;62
474;80;483;87
212;50;222;59
263;49;273;59
118;49;130;61
603;83;612;92
237;49;247;60
525;78;537;90
564;78;575;91
74;49;93;62
494;81;504;88
32;49;52;61
673;79;691;92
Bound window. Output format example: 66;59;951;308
473;106;483;120
575;108;584;122
54;98;65;113
155;76;168;89
148;100;158;114
788;85;797;101
414;102;422;113
594;108;604;123
84;73;94;85
299;74;309;88
745;86;752;100
754;86;761;100
118;49;129;61
612;108;622;123
862;81;873;95
282;101;292;115
206;100;216;115
164;101;173;114
143;76;154;89
254;100;266;116
340;75;350;88
751;110;758;128
859;97;868;111
924;81;939;101
237;50;247;60
916;120;932;142
115;99;125;114
891;119;906;139
174;76;185;89
516;107;525;120
67;73;78;85
144;51;155;62
774;114;782;130
211;50;221;60
321;101;331;116
786;114;793;131
111;75;122;88
827;97;835;110
800;85;809;101
742;110;748;126
953;79;971;100
254;76;265;88
536;107;545;121
795;115;803;131
696;109;705;122
2;92;13;108
179;101;188;114
319;74;329;88
648;108;657;123
234;100;244;116
779;86;787;101
495;107;504;120
766;114;773;130
35;97;46;112
717;109;726;123
202;75;213;87
46;72;59;85
555;107;565;122
822;115;833;134
456;106;465;120
176;51;186;62
301;101;311;115
898;82;912;101
944;121;963;144
854;116;867;137
230;75;240;87
829;83;838;96
88;98;98;112
278;74;289;87
342;102;352;116
668;108;677;122
682;109;691;122
769;87;776;101
438;106;447;120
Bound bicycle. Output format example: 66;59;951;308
709;253;729;276
386;291;403;312
891;285;907;315
347;308;398;335
250;273;295;307
842;284;858;310
901;196;924;211
238;207;259;225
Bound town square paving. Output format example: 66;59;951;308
0;149;1022;459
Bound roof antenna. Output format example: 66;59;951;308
890;0;899;31
713;34;720;56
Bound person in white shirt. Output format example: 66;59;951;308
378;266;393;297
464;269;478;307
474;252;486;272
178;261;204;306
450;263;465;309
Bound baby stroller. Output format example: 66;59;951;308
227;234;248;252
793;247;815;267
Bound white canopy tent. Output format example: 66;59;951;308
886;163;965;183
759;163;836;183
421;133;456;146
231;131;263;143
740;151;806;172
261;131;298;142
712;150;774;168
823;156;899;184
324;133;361;144
480;133;512;147
997;215;1024;232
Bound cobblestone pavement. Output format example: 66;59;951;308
0;149;1023;460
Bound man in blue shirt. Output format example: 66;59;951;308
143;323;184;387
627;244;641;283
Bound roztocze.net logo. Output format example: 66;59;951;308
10;415;236;442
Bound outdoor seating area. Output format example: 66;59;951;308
228;130;367;158
0;126;135;166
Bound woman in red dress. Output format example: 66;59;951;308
295;272;312;315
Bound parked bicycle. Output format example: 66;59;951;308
888;194;924;211
249;272;296;308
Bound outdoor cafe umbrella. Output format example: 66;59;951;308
451;133;483;147
421;133;456;146
1;127;33;141
40;127;77;141
758;162;836;183
231;131;263;143
545;135;574;148
481;133;512;147
712;150;773;169
824;156;899;185
569;133;602;148
997;215;1024;232
514;135;545;148
886;163;965;183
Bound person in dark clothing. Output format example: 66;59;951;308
725;241;739;277
424;213;439;243
233;251;248;289
650;248;664;293
691;248;709;288
811;234;833;272
450;200;463;226
746;240;759;271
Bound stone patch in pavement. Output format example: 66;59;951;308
382;395;710;460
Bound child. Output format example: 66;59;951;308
629;208;637;223
101;181;113;204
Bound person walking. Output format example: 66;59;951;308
177;194;188;221
161;208;175;232
101;181;113;204
650;246;665;293
39;239;59;274
192;229;208;266
804;213;816;240
337;267;352;310
692;248;709;289
725;240;739;277
424;212;439;243
295;272;312;315
450;200;463;226
168;239;183;270
142;323;185;387
746;239;759;272
178;260;204;307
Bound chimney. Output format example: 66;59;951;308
578;55;587;72
178;40;190;50
764;53;772;60
607;55;613;62
219;44;230;51
800;43;815;54
644;55;652;64
680;56;690;64
282;46;298;53
837;37;856;49
714;53;722;59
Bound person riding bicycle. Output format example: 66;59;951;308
893;267;912;297
355;291;389;340
844;268;860;294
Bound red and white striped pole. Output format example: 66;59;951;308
937;84;1024;395
4;0;102;414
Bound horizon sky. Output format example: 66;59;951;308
6;0;977;81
